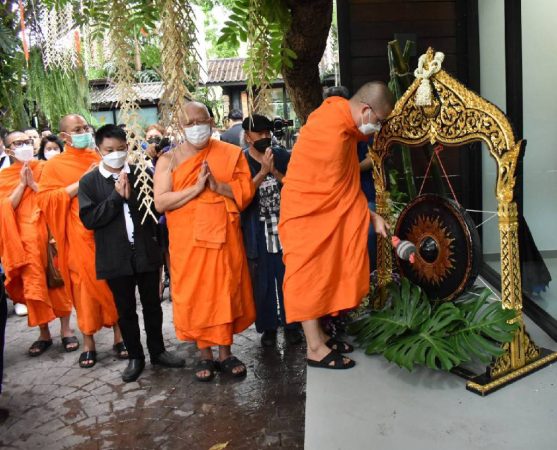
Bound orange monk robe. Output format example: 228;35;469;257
0;160;72;327
36;146;118;335
166;139;256;348
279;96;371;323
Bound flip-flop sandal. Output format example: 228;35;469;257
113;342;128;359
218;356;247;378
61;336;79;352
79;350;97;368
195;359;218;382
28;339;53;357
307;350;356;370
325;337;354;354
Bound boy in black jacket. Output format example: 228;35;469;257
78;124;184;382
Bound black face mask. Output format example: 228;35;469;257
253;137;272;153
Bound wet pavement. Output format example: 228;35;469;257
0;294;306;449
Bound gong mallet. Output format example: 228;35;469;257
388;232;417;264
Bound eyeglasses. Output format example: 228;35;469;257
361;102;385;126
147;136;162;144
9;139;34;147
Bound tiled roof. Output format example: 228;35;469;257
90;82;164;105
90;58;282;105
206;57;246;84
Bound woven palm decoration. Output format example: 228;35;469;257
109;0;157;224
158;0;200;138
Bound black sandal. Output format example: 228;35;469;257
307;350;355;370
325;337;354;354
62;336;79;352
28;339;53;357
113;342;128;359
218;356;247;378
195;359;218;382
79;350;97;368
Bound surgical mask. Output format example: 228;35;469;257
185;124;211;147
71;132;93;149
44;149;60;160
253;137;272;153
358;110;381;135
14;144;34;162
103;151;128;169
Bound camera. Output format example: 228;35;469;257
272;117;294;140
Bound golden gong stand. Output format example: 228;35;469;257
370;47;557;396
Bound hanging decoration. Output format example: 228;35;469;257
244;0;273;116
108;0;156;224
158;0;200;137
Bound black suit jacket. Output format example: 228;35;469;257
78;165;163;280
220;123;243;146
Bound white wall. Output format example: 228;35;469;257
479;0;506;255
522;0;557;251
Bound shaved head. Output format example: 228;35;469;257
5;131;28;147
351;81;395;117
59;114;88;133
181;101;210;126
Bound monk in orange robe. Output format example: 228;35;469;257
154;102;255;382
0;131;77;356
37;115;124;368
279;82;393;369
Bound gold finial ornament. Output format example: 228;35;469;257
370;47;557;395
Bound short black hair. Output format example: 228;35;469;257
228;109;243;121
95;124;127;147
323;85;350;100
38;134;64;160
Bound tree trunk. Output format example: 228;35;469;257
282;0;333;124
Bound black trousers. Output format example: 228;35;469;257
107;269;165;360
0;275;7;393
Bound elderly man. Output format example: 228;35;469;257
0;131;77;355
37;114;124;368
154;102;255;382
279;81;393;370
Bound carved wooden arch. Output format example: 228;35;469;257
369;48;540;382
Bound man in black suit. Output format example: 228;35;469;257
220;109;243;146
78;124;185;382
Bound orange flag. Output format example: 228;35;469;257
165;139;256;348
279;97;371;323
37;146;118;335
0;160;71;327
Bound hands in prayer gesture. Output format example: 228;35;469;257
115;171;131;200
19;163;38;192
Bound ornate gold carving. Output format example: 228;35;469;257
489;342;512;378
467;351;557;395
369;48;545;388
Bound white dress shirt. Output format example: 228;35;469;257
99;162;135;244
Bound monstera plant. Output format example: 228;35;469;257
348;278;519;372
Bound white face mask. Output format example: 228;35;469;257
358;110;382;135
14;144;34;162
185;124;211;147
44;149;60;160
103;151;128;169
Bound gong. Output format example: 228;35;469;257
394;194;481;301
